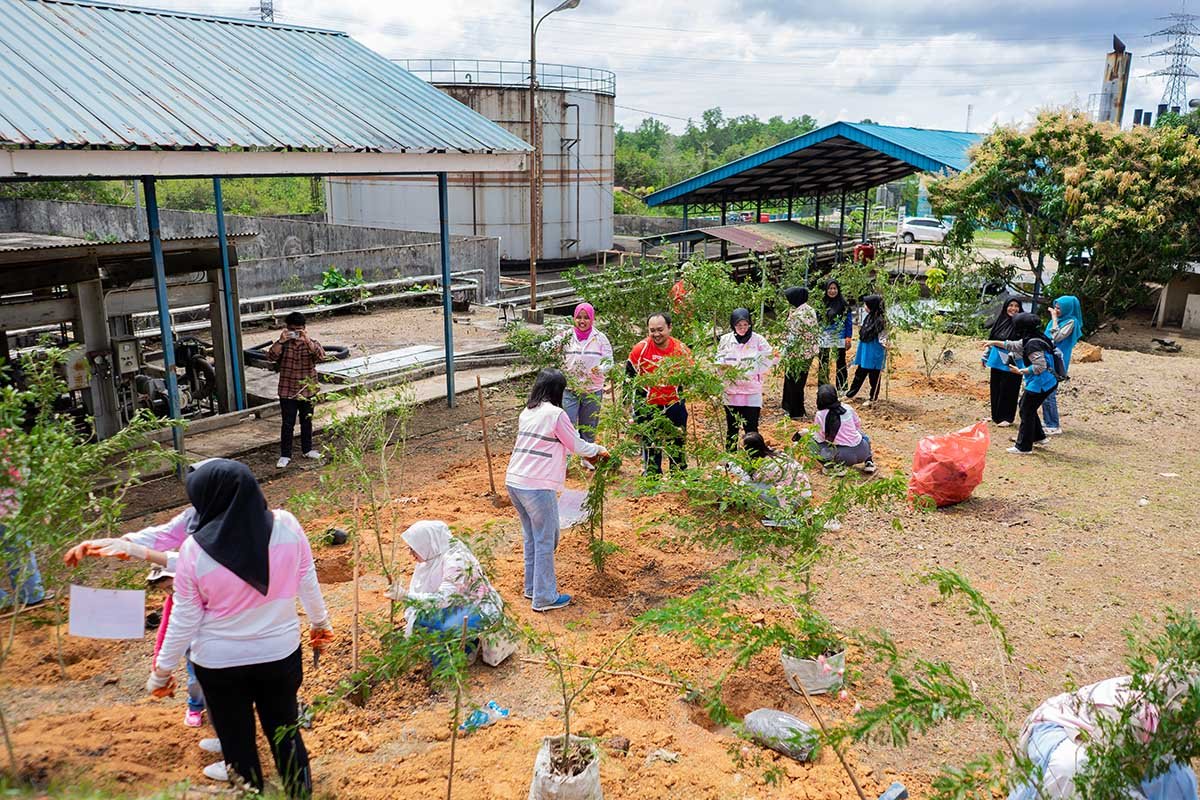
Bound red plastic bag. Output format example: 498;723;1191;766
908;421;990;508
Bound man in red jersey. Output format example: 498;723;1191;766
626;311;692;475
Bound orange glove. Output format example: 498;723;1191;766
310;626;334;654
63;541;104;567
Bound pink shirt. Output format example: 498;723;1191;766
716;332;777;407
557;329;614;394
813;406;865;447
504;402;603;491
156;510;329;671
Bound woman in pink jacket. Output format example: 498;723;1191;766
556;303;613;444
716;308;778;451
505;369;608;612
146;459;332;798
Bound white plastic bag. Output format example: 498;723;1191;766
558;489;589;529
742;708;818;762
480;630;518;667
528;736;602;800
781;649;845;695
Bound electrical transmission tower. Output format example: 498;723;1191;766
1147;9;1200;108
255;0;274;22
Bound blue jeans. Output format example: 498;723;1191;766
563;390;602;443
186;657;206;712
1041;388;1060;429
0;547;45;608
506;485;560;607
415;607;485;669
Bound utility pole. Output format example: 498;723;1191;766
1147;10;1200;110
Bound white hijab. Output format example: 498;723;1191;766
402;520;453;593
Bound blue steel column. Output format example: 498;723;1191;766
143;178;185;459
438;173;455;408
213;179;245;411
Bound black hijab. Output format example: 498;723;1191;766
784;286;809;307
822;280;847;324
1012;312;1054;359
988;297;1021;341
817;384;845;444
730;307;753;344
186;459;273;596
859;294;886;343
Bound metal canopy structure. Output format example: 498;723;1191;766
0;0;531;179
645;122;981;208
0;0;532;465
639;221;837;254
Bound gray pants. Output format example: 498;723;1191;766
563;390;602;443
814;435;873;466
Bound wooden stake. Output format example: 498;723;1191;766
446;616;469;800
476;375;497;497
352;536;360;672
795;679;868;800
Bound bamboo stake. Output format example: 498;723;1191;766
475;375;497;497
351;536;360;672
446;617;469;800
795;679;868;800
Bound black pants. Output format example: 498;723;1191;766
1015;387;1054;452
781;371;809;420
723;405;761;450
637;401;687;475
989;369;1022;424
192;648;311;798
846;368;881;401
817;347;848;392
279;398;313;458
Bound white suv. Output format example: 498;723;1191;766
900;217;949;244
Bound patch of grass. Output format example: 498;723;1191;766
971;229;1014;248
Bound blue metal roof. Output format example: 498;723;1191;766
645;121;982;207
0;0;532;155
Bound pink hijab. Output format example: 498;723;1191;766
573;303;595;341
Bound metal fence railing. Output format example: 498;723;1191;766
398;59;616;96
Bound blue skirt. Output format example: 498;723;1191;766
853;340;886;370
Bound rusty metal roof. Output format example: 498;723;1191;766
639;221;838;254
0;0;532;155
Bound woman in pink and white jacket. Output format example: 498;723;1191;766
552;303;613;445
146;459;331;798
716;308;778;451
505;369;608;612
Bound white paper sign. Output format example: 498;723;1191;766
558;488;589;529
68;584;145;640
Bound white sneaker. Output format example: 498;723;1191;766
303;450;322;460
1006;446;1032;455
199;738;222;754
1044;427;1063;435
823;519;843;532
862;460;878;474
276;456;291;469
996;421;1013;428
203;761;229;782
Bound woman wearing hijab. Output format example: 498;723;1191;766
1040;295;1084;435
505;369;608;612
811;384;876;472
781;287;820;420
716;308;778;450
390;521;502;644
983;312;1059;454
148;459;331;798
817;280;853;392
982;298;1024;426
845;295;887;405
557;303;614;444
732;431;813;520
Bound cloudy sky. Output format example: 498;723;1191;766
128;0;1188;133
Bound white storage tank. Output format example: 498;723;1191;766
326;60;615;264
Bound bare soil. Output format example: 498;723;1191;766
6;319;1200;799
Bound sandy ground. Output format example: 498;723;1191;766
6;314;1200;799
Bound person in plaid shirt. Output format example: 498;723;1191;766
267;312;326;468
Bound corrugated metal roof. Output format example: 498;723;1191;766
638;221;837;254
0;0;532;155
645;121;981;207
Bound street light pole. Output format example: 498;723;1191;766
529;0;580;315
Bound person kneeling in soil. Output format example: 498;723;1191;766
728;432;812;524
389;521;502;653
811;385;877;474
1008;675;1198;800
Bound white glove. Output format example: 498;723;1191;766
146;669;175;695
94;538;149;561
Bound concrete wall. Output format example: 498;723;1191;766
0;199;16;232
613;214;686;237
1161;272;1200;327
4;199;501;301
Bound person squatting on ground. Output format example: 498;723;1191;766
716;308;777;451
983;312;1060;455
816;280;853;392
147;459;333;798
626;312;692;476
728;431;812;525
780;286;820;420
1040;295;1084;435
1007;675;1198;800
505;369;608;612
983;297;1024;427
845;294;887;404
811;384;877;473
268;311;326;469
554;302;613;445
389;521;502;658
